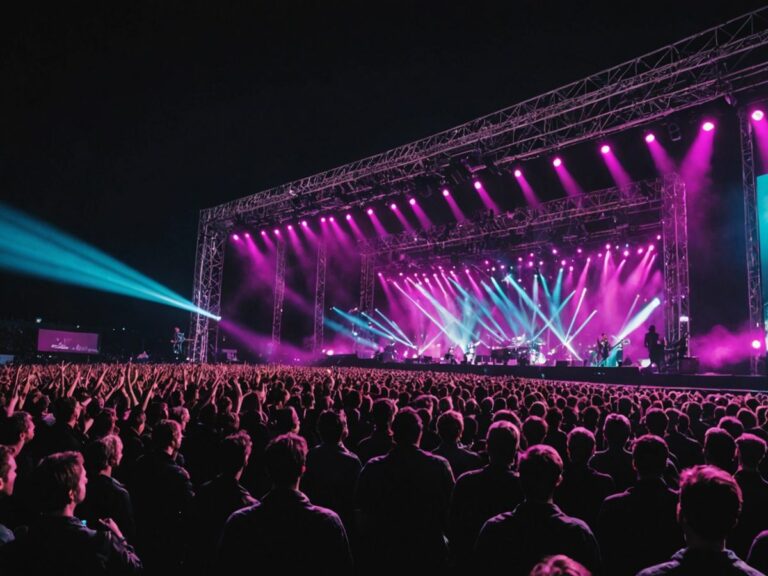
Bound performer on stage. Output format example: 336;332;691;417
644;324;664;370
597;333;610;365
171;326;186;362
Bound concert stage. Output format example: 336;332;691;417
315;356;768;392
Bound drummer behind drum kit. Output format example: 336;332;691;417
490;336;547;366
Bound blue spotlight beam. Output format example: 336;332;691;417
393;283;462;345
333;308;412;347
531;290;576;342
0;202;220;319
409;279;474;344
375;309;414;346
361;312;416;348
481;281;521;335
323;317;378;350
616;297;662;343
564;288;587;342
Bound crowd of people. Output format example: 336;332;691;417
0;362;768;575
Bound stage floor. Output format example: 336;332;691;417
315;357;768;392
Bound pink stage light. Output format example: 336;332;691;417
702;121;715;132
518;257;523;262
287;224;294;231
528;261;534;267
513;169;522;178
752;110;765;122
329;216;335;222
605;243;611;250
473;180;482;190
232;234;240;241
390;203;397;211
600;145;611;155
645;133;656;143
260;230;267;236
552;248;558;255
301;220;308;227
409;197;416;205
577;248;583;254
569;266;574;271
366;208;373;216
637;247;644;254
274;229;280;235
648;245;654;251
752;339;763;350
346;214;352;221
321;216;327;223
623;250;630;257
560;259;567;267
553;157;562;168
442;188;450;197
656;234;662;240
244;232;250;238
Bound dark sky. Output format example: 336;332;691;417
1;0;766;344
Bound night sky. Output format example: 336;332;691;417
1;1;766;353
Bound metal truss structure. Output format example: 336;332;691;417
271;239;287;351
312;241;327;354
661;176;691;362
740;108;764;374
191;8;768;362
189;219;225;363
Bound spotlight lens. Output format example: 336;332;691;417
702;121;715;132
442;188;450;197
261;230;266;236
645;133;656;143
553;157;562;167
752;110;765;122
288;224;293;230
244;232;250;238
346;214;352;220
301;220;308;227
329;216;335;222
513;169;522;178
274;229;280;235
752;339;763;350
473;180;482;190
232;234;240;240
366;208;373;215
409;198;416;205
390;203;397;210
600;145;611;154
321;217;326;222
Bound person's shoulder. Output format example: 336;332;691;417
455;466;485;486
636;559;680;576
601;489;632;508
482;509;517;530
225;501;263;526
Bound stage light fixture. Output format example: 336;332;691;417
244;232;250;238
600;145;611;154
513;169;522;178
287;224;294;230
702;121;715;132
752;339;763;350
346;214;352;221
274;229;280;235
301;220;308;227
329;216;335;222
390;203;397;211
442;188;450;197
553;157;562;167
645;133;656;143
752;110;765;122
232;234;240;241
260;230;267;236
473;180;482;190
409;198;416;206
367;208;373;215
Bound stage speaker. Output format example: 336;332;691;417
678;357;700;374
555;360;570;367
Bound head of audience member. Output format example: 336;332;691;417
0;446;17;497
529;554;592;576
53;397;80;429
265;432;307;490
317;410;348;446
371;398;398;433
274;407;300;435
519;444;563;502
718;416;745;439
126;408;146;435
220;431;252;480
33;451;87;516
1;411;35;456
677;465;742;549
704;427;736;473
736;433;766;472
644;408;668;437
171;406;191;432
632;434;668;481
89;408;117;440
603;413;631;451
84;434;123;477
437;410;464;446
566;427;596;466
522;416;549;447
486;421;520;469
153;419;183;457
392;408;423;448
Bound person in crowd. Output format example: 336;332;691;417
555;427;614;530
730;433;768;558
356;407;454;574
597;434;683;575
355;398;397;464
475;444;601;575
301;410;361;534
76;434;135;542
449;420;524;570
217;433;352;574
529;554;592;576
433;410;482;479
705;427;738;473
0;446;17;545
638;465;763;575
0;451;142;574
129;418;195;573
590;413;635;490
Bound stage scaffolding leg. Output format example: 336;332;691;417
271;238;287;357
356;254;376;354
189;221;225;363
661;174;690;368
740;109;765;375
313;240;327;355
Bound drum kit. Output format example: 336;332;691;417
490;336;547;365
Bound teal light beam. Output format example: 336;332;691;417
564;288;588;342
375;309;414;346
